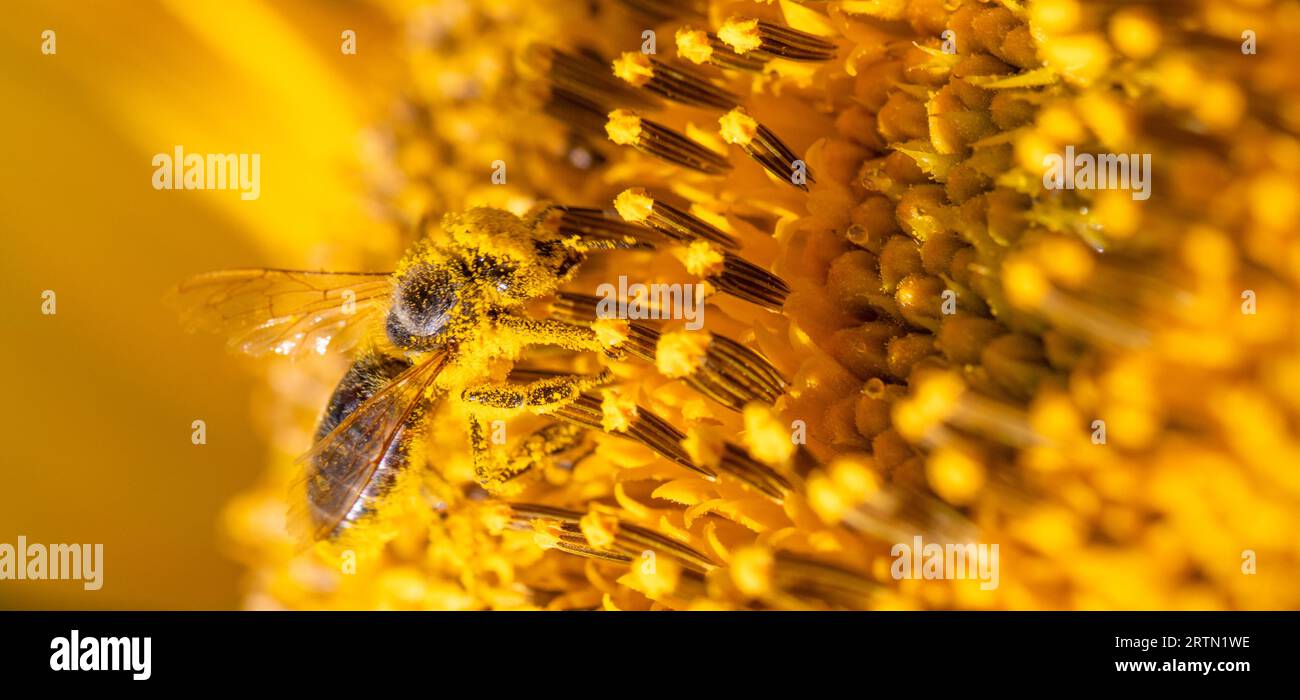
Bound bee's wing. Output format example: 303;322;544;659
289;351;449;544
169;268;393;358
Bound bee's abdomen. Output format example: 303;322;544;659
307;352;415;541
315;353;411;439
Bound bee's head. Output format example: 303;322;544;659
386;262;459;351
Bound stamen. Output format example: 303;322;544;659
675;26;769;72
550;293;660;359
695;334;787;407
617;0;707;23
598;520;716;572
552;206;657;249
554;393;719;481
717;16;837;63
529;45;658;110
505;502;583;523
550;536;636;564
773;552;877;601
551;293;787;411
719;108;814;191
719;442;791;500
1003;257;1151;349
668;240;789;310
711;250;791;310
605;109;733;175
614;187;739;249
543;86;613;136
612;52;739;110
552;392;789;501
512;503;717;573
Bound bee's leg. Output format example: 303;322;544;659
461;368;614;412
465;368;793;502
466;414;589;487
466;413;498;485
561;234;655;252
505;422;590;476
494;315;623;357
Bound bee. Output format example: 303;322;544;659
173;204;791;546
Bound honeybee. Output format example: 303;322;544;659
174;204;790;546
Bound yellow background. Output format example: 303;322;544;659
0;0;401;608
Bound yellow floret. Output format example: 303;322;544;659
591;317;630;348
742;402;796;466
579;509;620;548
673;240;725;277
614;187;654;223
600;389;639;433
682;426;725;469
656;330;711;378
675;27;714;65
729;546;773;597
612;51;654;87
604;109;642;146
717;17;763;55
926;447;986;505
718;107;759;146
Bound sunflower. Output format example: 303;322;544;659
219;0;1300;611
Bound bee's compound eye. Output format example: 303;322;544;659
389;264;457;345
